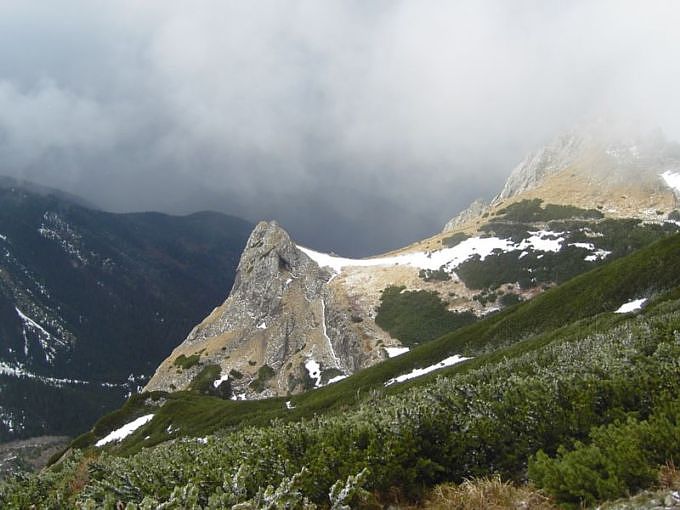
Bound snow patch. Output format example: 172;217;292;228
384;346;410;358
584;249;611;262
326;374;348;384
212;373;229;389
570;242;595;250
614;298;647;314
305;359;322;387
517;230;564;253
661;170;680;194
257;322;267;330
95;414;154;447
385;355;470;386
569;242;611;262
299;232;566;276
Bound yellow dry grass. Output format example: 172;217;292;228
404;476;557;510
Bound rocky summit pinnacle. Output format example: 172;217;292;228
145;221;370;398
442;122;680;232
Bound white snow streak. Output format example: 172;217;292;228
614;298;647;314
95;414;154;447
15;307;52;340
14;307;57;362
320;300;341;369
385;355;470;386
384;346;410;358
327;374;348;384
0;361;126;388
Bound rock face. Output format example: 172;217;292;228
145;221;375;397
443;199;489;232
494;133;584;203
442;122;680;232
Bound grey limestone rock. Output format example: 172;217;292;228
145;221;367;398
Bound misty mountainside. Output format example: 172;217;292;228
0;177;253;441
143;125;680;402
11;226;680;508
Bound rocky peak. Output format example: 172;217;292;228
441;122;680;234
494;121;680;205
144;221;371;398
442;198;489;232
494;132;584;203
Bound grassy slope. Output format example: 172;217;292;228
77;233;680;455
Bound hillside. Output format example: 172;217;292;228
143;125;680;402
0;177;253;440
5;230;680;508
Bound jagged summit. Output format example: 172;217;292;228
145;220;383;398
443;121;680;232
443;199;489;233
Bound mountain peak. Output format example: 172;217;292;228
444;121;680;233
144;221;378;398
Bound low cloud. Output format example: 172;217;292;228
1;1;679;254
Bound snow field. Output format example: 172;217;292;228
96;414;154;447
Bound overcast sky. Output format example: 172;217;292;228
1;1;679;255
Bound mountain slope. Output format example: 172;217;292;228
0;178;253;440
9;230;680;509
85;231;680;453
144;125;680;401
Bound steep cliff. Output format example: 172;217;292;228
145;221;389;397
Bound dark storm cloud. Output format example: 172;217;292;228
1;1;679;255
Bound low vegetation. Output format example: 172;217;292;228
173;354;200;370
4;235;680;508
375;286;476;346
496;198;603;222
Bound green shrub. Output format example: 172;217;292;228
497;199;603;222
188;365;221;394
442;232;470;247
173;354;200;370
500;293;523;307
375;286;476;346
418;268;452;282
249;364;276;392
529;401;680;508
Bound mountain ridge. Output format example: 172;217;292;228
0;180;253;440
145;123;680;400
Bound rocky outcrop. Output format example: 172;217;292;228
144;221;372;398
492;121;680;209
442;198;489;232
493;133;584;203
